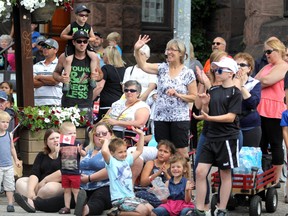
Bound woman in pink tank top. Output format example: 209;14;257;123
255;37;288;185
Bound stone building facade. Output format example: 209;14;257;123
73;0;288;61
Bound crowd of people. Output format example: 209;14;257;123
0;3;288;216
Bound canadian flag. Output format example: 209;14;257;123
60;134;76;145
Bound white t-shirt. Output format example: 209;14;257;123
123;65;157;96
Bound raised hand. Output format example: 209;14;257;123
134;35;151;51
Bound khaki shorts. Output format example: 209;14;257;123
0;165;15;191
112;197;149;211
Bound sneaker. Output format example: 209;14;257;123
214;208;227;216
285;195;288;203
89;79;97;88
107;206;119;216
62;83;70;92
7;205;15;212
186;209;206;216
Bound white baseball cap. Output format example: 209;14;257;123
211;57;238;74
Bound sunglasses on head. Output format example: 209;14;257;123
42;45;53;49
212;67;232;74
78;13;89;17
237;63;249;68
94;131;108;137
264;49;276;55
212;42;223;46
124;88;137;93
76;39;88;44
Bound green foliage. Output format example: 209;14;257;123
191;0;217;63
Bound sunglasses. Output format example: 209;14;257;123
237;63;250;68
264;49;275;55
212;68;232;74
76;40;88;44
78;13;89;17
212;42;223;46
94;131;108;137
124;88;137;93
42;45;53;49
165;48;180;52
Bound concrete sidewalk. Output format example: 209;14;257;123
0;184;287;215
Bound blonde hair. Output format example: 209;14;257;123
59;121;76;134
166;39;187;64
169;153;190;178
107;32;121;44
189;42;195;60
265;38;286;59
0;110;11;122
104;46;125;67
87;122;113;151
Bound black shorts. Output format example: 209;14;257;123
198;139;239;170
154;121;190;148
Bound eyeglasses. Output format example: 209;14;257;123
165;48;180;52
78;13;89;17
42;45;53;49
94;131;108;137
124;88;137;93
212;42;223;46
264;49;275;55
212;67;232;74
237;63;250;68
76;40;88;44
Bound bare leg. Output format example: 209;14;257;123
63;55;73;91
64;188;72;209
131;157;144;185
274;164;283;183
218;169;232;209
6;191;14;205
195;163;211;211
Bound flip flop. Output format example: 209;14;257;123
14;193;36;213
74;189;87;216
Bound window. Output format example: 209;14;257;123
285;0;288;17
141;0;172;31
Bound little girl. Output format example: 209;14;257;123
136;140;176;207
0;81;14;107
151;154;195;216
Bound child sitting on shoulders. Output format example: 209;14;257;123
60;4;101;91
102;126;153;216
151;153;195;216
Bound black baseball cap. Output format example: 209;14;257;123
94;32;102;38
75;5;90;14
73;30;89;40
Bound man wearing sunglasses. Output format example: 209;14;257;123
33;39;62;106
53;30;99;123
203;37;228;73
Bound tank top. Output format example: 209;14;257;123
0;132;12;167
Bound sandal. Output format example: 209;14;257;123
59;207;71;214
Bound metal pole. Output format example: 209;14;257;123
174;0;191;67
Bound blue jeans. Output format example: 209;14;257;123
152;206;192;216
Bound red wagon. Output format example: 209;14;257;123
211;166;278;216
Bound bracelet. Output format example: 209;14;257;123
88;175;91;182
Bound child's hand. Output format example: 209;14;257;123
77;144;83;153
131;126;144;135
185;180;194;191
15;160;21;168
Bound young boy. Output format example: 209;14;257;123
102;127;153;216
193;57;242;216
58;122;86;214
106;32;122;56
281;71;288;203
0;110;21;212
60;4;100;91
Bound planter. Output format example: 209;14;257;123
19;128;86;165
31;2;57;24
